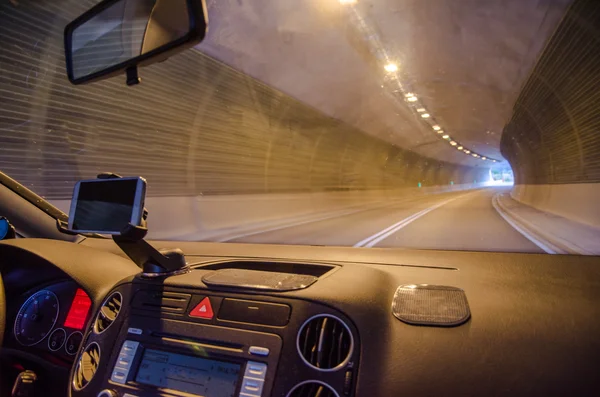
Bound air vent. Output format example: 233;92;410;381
297;314;353;371
94;291;122;334
286;381;340;397
72;342;100;391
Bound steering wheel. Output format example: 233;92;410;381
0;272;4;347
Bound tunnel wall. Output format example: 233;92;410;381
500;0;600;228
0;0;489;204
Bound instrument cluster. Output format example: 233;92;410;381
10;281;92;359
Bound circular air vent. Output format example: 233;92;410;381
94;291;122;334
297;314;353;371
286;380;340;397
72;342;101;391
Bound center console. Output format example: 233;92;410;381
69;266;360;397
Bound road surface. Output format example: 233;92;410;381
230;187;544;253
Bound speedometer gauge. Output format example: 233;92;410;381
14;290;60;346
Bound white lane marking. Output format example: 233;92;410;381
218;196;413;242
491;193;557;254
354;192;475;248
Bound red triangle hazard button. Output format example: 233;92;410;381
190;297;214;319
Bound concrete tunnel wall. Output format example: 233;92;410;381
0;0;489;238
500;0;600;228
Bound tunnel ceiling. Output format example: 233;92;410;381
197;0;571;167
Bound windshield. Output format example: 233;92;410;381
1;0;599;255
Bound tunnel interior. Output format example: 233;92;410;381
0;0;490;199
0;0;598;252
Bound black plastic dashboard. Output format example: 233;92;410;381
1;238;599;397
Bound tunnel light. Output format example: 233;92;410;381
384;63;398;73
339;0;357;4
437;130;444;134
421;113;430;118
464;150;471;154
450;141;457;146
407;96;418;102
472;154;478;157
492;160;497;163
481;157;487;160
432;125;441;131
442;135;450;139
457;146;463;150
417;108;426;112
405;93;415;98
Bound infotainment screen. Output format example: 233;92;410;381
135;349;241;397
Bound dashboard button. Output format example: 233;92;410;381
117;355;133;368
240;377;264;396
123;340;139;349
110;369;127;384
218;299;290;326
189;297;214;319
248;346;270;357
244;362;267;379
121;340;139;355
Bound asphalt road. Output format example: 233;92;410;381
231;187;544;253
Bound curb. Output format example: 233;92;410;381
492;193;590;255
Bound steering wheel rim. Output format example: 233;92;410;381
0;271;4;347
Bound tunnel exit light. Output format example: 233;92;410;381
339;0;357;4
384;63;398;72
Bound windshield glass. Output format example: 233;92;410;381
1;0;599;255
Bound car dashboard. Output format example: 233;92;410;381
0;238;599;397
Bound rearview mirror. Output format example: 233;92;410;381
64;0;208;85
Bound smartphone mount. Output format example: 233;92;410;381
59;173;190;277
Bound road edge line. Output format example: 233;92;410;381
491;193;561;254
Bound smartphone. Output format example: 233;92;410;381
68;177;146;235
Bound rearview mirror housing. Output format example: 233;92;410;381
64;0;208;85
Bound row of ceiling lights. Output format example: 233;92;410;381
339;0;498;163
391;72;497;163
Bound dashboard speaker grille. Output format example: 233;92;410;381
94;291;122;334
297;314;353;371
72;342;100;391
392;284;470;326
286;381;339;397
